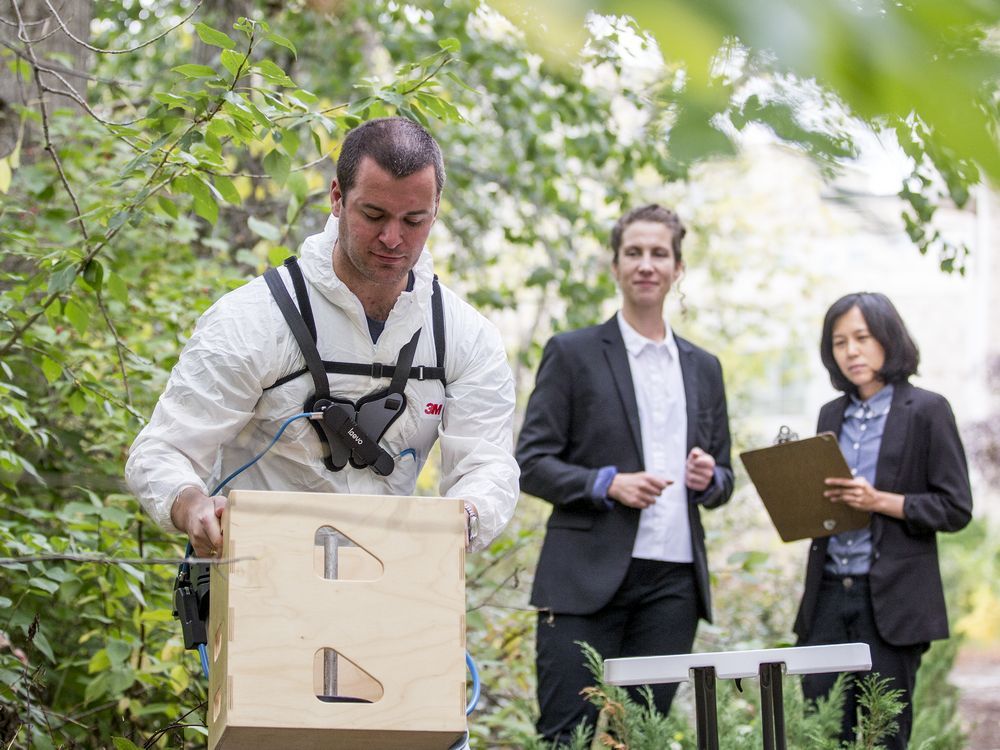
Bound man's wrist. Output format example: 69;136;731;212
171;485;207;532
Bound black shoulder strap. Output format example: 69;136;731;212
263;266;329;401
431;275;445;375
284;256;316;341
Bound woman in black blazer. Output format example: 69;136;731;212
793;292;973;749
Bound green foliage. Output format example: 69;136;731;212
1;1;992;747
501;0;1000;273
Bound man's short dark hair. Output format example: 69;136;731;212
820;292;920;395
610;204;687;263
336;117;445;197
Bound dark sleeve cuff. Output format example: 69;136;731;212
693;466;723;506
591;466;618;510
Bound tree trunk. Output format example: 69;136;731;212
0;0;92;157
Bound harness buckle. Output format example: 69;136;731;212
371;363;384;379
416;365;426;380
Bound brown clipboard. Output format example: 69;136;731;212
739;432;870;542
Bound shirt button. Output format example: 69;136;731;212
851;468;858;475
860;425;867;431
841;558;849;565
847;540;853;546
853;443;859;450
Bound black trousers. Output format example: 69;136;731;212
800;576;925;750
535;559;699;744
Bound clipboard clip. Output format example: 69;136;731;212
773;425;799;445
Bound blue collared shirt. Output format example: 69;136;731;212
824;384;894;576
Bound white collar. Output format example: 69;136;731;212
617;310;678;360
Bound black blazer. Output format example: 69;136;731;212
793;382;973;646
517;316;734;620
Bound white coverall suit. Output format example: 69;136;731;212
125;215;520;552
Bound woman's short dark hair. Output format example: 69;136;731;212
610;204;686;263
820;292;920;394
336;117;445;198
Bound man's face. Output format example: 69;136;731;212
330;156;439;290
612;220;683;313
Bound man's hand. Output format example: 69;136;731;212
171;486;226;558
685;447;716;491
608;472;671;509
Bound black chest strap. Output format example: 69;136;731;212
262;256;446;475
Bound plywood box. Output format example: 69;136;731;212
207;490;467;749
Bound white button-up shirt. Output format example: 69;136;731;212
617;312;692;562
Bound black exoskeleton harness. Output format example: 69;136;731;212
263;256;446;477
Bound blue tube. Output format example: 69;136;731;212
211;412;314;496
187;412;315;679
198;643;210;678
465;651;480;716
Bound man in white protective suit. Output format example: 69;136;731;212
126;117;519;564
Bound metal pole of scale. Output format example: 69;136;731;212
319;528;339;698
759;662;787;750
692;666;719;750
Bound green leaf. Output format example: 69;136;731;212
171;63;218;79
107;273;128;305
152;92;190;109
107;639;132;665
68;390;86;415
88;649;112;674
266;31;296;57
48;263;77;295
157;195;179;219
41;356;61;384
64;298;90;336
112;738;143;750
254;59;295;87
84;671;109;704
32;630;54;662
194;22;236;50
278;127;300;158
82;259;103;292
174;174;218;224
28;576;59;594
220;49;247;78
248;216;281;242
138;608;174;624
438;37;461;53
268;245;292;267
263;149;291;186
213;174;241;205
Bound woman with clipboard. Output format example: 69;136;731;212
792;292;973;749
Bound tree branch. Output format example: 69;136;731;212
0;553;254;566
40;0;204;55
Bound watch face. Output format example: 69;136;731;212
464;503;479;541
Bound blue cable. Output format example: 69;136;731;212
198;643;210;677
187;412;315;678
465;651;480;716
210;412;315;496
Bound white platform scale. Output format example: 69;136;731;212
604;643;872;750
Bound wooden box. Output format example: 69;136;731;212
207;490;467;749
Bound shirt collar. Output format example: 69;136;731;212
617;310;678;360
848;383;894;418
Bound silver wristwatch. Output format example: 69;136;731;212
463;501;479;545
